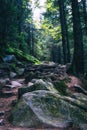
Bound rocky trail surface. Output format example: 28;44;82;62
0;61;87;130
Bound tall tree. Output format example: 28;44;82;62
0;0;18;49
17;0;23;33
82;0;87;34
0;0;33;55
68;0;84;74
58;0;71;64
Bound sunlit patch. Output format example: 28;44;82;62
31;0;46;27
78;0;81;2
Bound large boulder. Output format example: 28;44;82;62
10;90;87;129
18;79;57;99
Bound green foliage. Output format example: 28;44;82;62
7;46;40;64
0;0;86;67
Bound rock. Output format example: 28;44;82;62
3;85;16;90
73;84;87;95
10;90;87;128
25;71;36;83
18;79;57;99
33;79;57;92
0;119;4;126
0;79;10;95
3;55;17;63
41;61;56;66
10;72;17;78
0;78;10;86
16;61;24;67
3;81;22;92
79;124;87;130
16;79;25;84
11;81;22;88
31;79;40;83
48;73;57;81
17;68;24;76
27;82;34;87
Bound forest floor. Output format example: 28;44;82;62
0;62;83;130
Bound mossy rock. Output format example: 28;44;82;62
18;79;57;99
9;90;87;128
6;47;40;64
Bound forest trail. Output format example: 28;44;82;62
0;0;87;129
0;62;83;130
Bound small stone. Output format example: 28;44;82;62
0;78;10;86
3;55;16;63
17;68;24;75
11;81;22;88
0;119;4;126
10;72;17;78
27;82;34;87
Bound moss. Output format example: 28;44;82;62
69;105;87;124
6;46;41;64
53;81;68;95
9;90;87;127
9;100;26;123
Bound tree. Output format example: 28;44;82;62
0;0;33;55
58;0;71;64
0;0;18;49
68;0;84;74
82;0;87;34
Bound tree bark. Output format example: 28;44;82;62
82;0;87;34
68;0;84;74
17;0;23;33
58;0;71;64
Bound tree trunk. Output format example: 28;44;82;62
17;0;23;33
82;0;87;34
58;0;70;64
26;24;32;54
31;27;34;56
68;0;84;74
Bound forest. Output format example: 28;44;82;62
0;0;87;130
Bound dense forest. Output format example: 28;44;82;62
0;0;87;130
